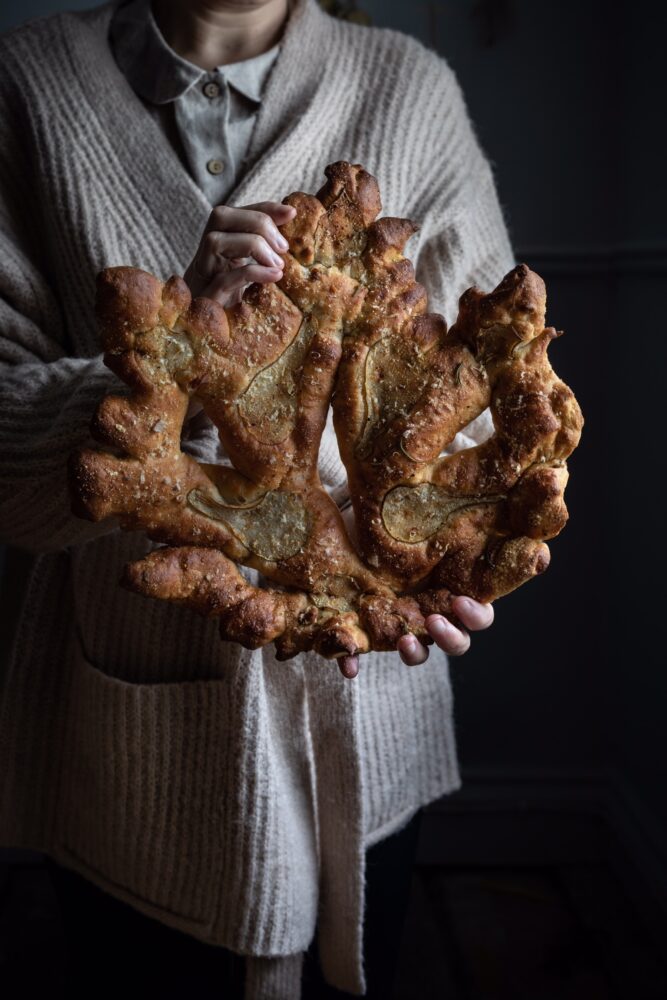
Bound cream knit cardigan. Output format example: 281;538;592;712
0;1;515;996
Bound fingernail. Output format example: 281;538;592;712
277;235;289;249
403;636;420;660
457;597;474;613
271;251;284;266
429;617;454;640
340;656;358;679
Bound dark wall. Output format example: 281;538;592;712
362;2;667;839
363;0;665;841
611;2;667;829
1;0;96;30
1;0;663;833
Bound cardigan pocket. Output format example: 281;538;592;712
68;532;234;685
55;628;229;928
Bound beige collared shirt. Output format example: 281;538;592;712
109;0;281;205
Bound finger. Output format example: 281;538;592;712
397;634;429;666
205;204;291;253
339;654;359;679
201;262;282;303
425;615;471;656
222;285;245;308
239;200;297;221
451;595;494;631
198;231;286;275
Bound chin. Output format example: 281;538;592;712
197;0;279;9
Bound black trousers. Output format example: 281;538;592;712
32;808;422;999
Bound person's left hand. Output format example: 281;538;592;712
338;596;494;679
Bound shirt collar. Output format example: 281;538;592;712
222;44;281;103
109;0;284;105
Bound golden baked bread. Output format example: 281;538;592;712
69;161;583;662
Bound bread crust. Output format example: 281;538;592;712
69;161;583;660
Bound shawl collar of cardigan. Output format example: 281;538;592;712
63;0;333;268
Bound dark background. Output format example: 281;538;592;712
1;0;665;994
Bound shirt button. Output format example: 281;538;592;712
207;159;225;175
203;81;221;99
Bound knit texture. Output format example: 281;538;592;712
0;1;515;996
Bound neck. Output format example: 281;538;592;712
151;0;290;69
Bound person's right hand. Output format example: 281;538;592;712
183;200;297;307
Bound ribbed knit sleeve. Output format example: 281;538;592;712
0;355;126;554
0;73;122;554
415;165;517;323
407;52;517;453
406;52;516;321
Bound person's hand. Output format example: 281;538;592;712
182;199;297;424
337;596;495;679
183;200;297;306
396;596;494;664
